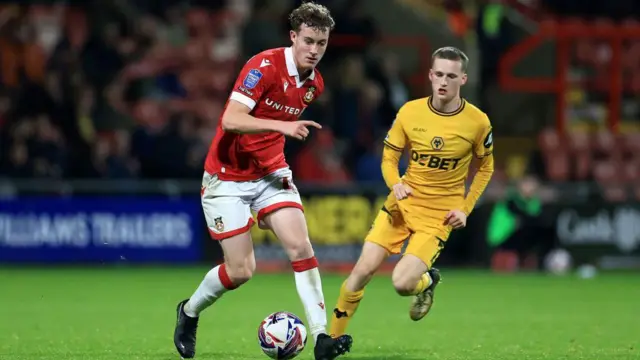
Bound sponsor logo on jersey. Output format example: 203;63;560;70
411;150;461;170
237;86;254;96
243;69;263;89
265;98;302;115
303;86;316;103
484;130;493;148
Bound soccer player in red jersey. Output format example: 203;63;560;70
173;2;352;359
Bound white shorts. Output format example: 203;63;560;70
201;168;303;240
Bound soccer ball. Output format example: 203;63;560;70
544;248;572;275
258;311;307;359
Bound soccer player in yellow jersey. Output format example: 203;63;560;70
330;47;494;337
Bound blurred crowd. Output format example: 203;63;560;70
0;0;413;185
0;0;638;189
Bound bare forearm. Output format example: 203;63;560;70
221;112;282;134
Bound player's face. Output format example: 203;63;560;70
429;58;467;102
290;24;329;70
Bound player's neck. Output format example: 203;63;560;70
430;96;462;113
298;68;312;79
292;55;313;79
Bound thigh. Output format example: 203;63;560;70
364;194;411;256
219;232;256;275
262;206;313;261
404;227;449;269
251;168;303;229
201;172;255;240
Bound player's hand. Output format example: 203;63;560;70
278;120;322;140
443;210;467;229
392;182;412;200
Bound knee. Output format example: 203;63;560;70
225;257;256;285
391;271;415;296
285;239;314;262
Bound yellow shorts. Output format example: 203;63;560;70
365;192;453;268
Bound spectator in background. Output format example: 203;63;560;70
369;53;409;128
475;0;516;118
355;136;408;184
487;175;555;271
240;0;284;61
332;0;378;54
332;55;365;143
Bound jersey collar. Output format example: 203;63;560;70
427;96;465;117
284;47;315;87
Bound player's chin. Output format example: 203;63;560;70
303;57;319;68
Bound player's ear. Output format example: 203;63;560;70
460;73;468;86
289;30;297;43
428;69;434;82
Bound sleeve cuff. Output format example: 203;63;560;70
229;92;256;110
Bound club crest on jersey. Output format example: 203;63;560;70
303;86;316;103
243;69;263;89
214;216;224;232
431;136;445;150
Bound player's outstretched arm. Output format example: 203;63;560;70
221;100;286;134
222;100;322;140
462;153;494;215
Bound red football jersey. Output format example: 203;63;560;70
204;47;325;181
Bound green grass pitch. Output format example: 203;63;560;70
0;267;638;360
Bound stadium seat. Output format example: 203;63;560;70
592;161;618;184
593;161;628;202
537;128;563;153
574;153;592;180
623;42;640;73
575;39;595;64
567;131;590;155
592;131;619;159
621;133;640;156
623;162;640;183
544;153;570;181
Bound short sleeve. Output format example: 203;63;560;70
229;56;273;111
383;114;406;152
474;117;493;158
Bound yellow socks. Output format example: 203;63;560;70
409;273;432;296
329;280;364;337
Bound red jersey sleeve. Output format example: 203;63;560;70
229;56;275;111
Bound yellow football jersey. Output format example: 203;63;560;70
383;96;493;207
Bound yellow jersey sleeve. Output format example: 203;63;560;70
463;115;495;215
474;117;493;158
383;116;406;152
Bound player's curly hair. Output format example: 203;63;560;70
289;1;335;33
432;46;469;72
